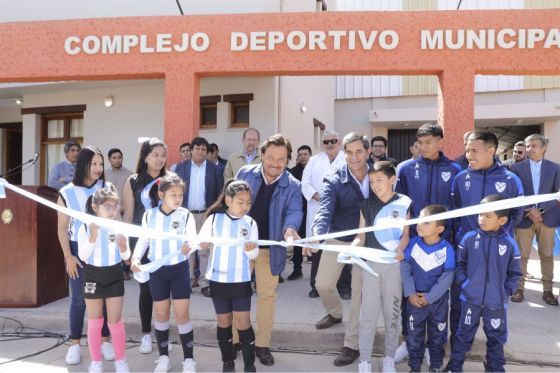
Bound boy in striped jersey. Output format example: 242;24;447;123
198;180;259;372
131;175;198;373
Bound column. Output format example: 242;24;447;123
437;69;475;159
164;70;200;165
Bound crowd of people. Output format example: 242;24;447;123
47;124;560;373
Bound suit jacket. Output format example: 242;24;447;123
511;158;560;228
175;160;224;210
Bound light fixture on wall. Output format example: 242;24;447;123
300;102;307;113
103;95;115;108
14;98;23;105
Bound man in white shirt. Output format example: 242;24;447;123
301;131;346;298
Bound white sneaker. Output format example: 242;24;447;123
101;342;115;361
394;341;408;363
140;334;153;354
425;348;431;367
154;355;171;372
383;356;396;373
182;358;197;373
88;360;103;373
358;360;372;373
114;358;130;373
65;344;81;365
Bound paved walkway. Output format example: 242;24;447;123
1;253;559;370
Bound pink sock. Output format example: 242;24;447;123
108;320;126;361
87;318;104;362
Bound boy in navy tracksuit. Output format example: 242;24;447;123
446;195;522;372
401;205;455;372
449;130;524;342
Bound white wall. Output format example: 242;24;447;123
334;98;373;136
21;81;165;184
199;76;278;159
279;76;336;159
0;107;22;123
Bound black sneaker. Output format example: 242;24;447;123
308;289;319;298
244;365;256;372
223;360;235;372
255;347;274;366
315;314;342;329
201;286;211;297
278;275;284;283
287;271;303;281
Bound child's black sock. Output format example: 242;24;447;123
154;321;170;356
238;326;256;369
178;322;194;360
217;326;235;362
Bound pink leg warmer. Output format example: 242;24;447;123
87;318;104;362
108;320;126;361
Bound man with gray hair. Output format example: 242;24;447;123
223;127;262;180
48;140;81;190
301;131;346;297
304;132;371;366
511;134;560;305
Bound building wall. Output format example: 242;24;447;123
199;76;278;159
279;76;336;157
21;81;165;183
0;107;21;123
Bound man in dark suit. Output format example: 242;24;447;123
511;134;560;306
175;136;224;296
207;143;226;174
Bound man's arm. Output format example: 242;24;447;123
282;179;304;234
311;177;338;236
48;163;65;189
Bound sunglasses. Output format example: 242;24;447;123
323;139;338;145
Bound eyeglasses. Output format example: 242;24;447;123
372;144;386;148
514;151;524;154
99;204;119;212
323;139;339;145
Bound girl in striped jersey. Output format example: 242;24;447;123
56;146;114;366
131;174;198;373
78;185;130;373
198;180;259;373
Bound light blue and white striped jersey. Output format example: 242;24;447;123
198;212;259;283
59;180;107;241
77;224;131;266
133;206;197;265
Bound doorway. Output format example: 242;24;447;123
1;123;23;185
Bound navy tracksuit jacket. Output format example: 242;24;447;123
401;236;455;370
396;153;461;242
448;228;522;372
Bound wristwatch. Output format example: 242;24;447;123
538;208;545;214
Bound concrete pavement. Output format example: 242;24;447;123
1;252;559;372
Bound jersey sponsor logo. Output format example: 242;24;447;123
498;244;507;256
85;282;97;294
495;181;506;193
441;171;451;182
437;322;447;332
491;318;501;329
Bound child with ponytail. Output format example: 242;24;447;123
198;180;259;372
78;184;130;372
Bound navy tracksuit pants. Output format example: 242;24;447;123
405;292;449;370
448;302;508;372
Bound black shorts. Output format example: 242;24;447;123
83;263;124;299
149;261;191;302
210;281;252;314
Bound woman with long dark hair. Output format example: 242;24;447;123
122;138;168;354
56;146;114;366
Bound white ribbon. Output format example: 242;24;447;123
1;179;559;280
